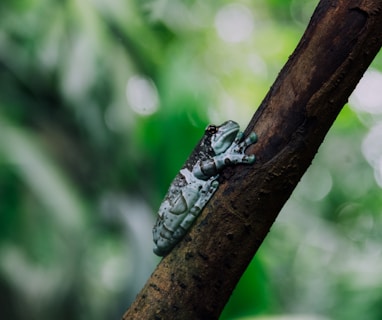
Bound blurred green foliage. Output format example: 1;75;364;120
0;0;382;319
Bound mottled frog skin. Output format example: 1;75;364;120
152;120;257;256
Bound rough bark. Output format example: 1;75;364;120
123;0;382;319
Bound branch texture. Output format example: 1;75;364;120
123;0;382;319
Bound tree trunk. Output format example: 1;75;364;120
123;0;382;319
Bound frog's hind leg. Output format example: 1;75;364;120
172;179;219;239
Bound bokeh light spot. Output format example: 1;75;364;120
214;4;254;43
126;75;159;116
350;69;382;114
362;123;382;187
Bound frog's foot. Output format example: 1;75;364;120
236;132;257;150
221;131;257;164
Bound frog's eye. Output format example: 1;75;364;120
207;125;217;134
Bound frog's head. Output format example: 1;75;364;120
208;120;240;154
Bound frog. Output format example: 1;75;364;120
152;120;257;256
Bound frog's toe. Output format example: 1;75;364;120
238;132;257;148
211;180;219;188
247;132;258;144
235;131;244;142
245;154;256;163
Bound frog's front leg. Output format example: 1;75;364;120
193;131;257;179
172;177;219;239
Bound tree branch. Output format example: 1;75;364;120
123;0;382;319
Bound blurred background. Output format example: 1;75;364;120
1;0;382;319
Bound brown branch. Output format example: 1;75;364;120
123;0;382;319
